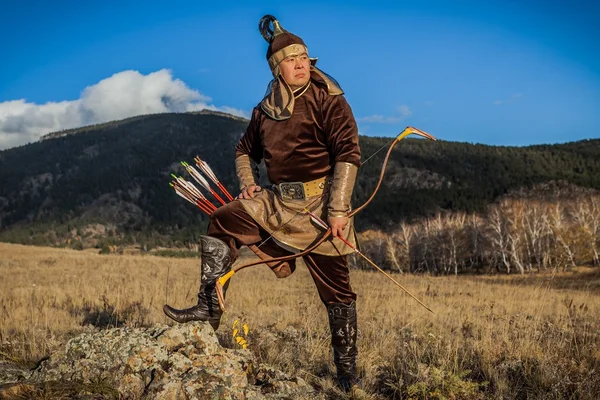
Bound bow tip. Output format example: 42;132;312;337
406;126;437;141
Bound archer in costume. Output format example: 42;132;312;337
164;15;361;390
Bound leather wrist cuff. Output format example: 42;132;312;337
235;155;259;190
328;162;358;217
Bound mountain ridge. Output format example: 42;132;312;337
1;111;599;248
39;109;249;142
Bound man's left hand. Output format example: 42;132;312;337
329;216;348;238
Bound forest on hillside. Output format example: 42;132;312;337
0;112;599;262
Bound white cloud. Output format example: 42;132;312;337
0;69;248;150
358;114;400;123
358;105;412;124
493;93;523;106
398;105;412;118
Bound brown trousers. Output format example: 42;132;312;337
207;201;356;305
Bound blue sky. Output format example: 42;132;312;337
0;0;598;149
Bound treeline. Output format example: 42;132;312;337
355;193;600;274
354;137;600;229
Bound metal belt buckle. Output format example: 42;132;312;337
278;182;306;201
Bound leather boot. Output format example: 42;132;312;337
163;236;233;329
327;301;359;391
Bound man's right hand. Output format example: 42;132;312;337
238;185;262;199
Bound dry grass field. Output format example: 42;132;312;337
1;242;599;399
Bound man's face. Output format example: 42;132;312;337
279;53;311;90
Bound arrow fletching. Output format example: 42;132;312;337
195;157;219;184
189;167;212;191
306;209;329;230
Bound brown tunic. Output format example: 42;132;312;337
234;73;361;256
236;72;361;181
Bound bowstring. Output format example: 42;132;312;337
360;136;397;165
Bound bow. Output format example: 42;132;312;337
215;126;437;311
306;209;434;314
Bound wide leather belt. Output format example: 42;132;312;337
276;175;329;201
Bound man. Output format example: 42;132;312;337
163;15;361;391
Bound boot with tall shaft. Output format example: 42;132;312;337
163;236;233;330
327;301;359;391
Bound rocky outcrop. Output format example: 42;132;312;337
0;360;30;387
0;322;316;399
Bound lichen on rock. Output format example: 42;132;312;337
0;321;316;399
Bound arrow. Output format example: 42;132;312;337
194;156;234;202
305;209;434;314
170;175;217;214
182;161;227;206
